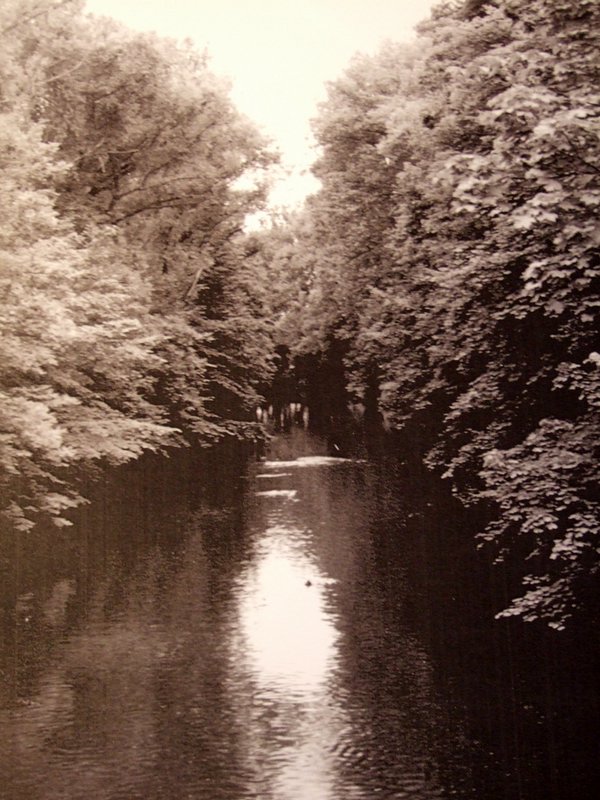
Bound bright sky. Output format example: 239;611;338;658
84;1;436;207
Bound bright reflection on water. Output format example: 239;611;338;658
232;495;342;800
238;525;337;691
233;542;341;799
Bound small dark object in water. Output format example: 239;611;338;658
305;580;312;587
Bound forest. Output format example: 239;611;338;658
1;0;598;630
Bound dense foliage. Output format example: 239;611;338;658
2;0;598;627
280;0;599;627
0;0;276;531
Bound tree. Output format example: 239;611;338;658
0;0;278;530
0;105;177;530
281;0;600;626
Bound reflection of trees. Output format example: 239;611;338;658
0;588;165;798
0;502;253;799
0;441;245;706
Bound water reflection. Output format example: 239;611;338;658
237;526;337;691
2;429;593;799
231;462;344;799
225;438;449;800
0;430;460;800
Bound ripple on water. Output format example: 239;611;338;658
255;489;298;499
262;456;357;469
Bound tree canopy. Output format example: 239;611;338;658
0;0;277;532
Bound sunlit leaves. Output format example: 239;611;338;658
0;0;276;531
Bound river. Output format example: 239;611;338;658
0;427;597;799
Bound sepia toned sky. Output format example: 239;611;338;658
84;1;436;206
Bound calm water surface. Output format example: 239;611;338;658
0;429;597;799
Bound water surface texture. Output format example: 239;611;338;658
0;429;597;799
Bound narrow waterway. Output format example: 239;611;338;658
0;428;597;799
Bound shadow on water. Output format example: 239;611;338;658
0;426;598;799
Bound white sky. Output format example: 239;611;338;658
84;1;436;207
